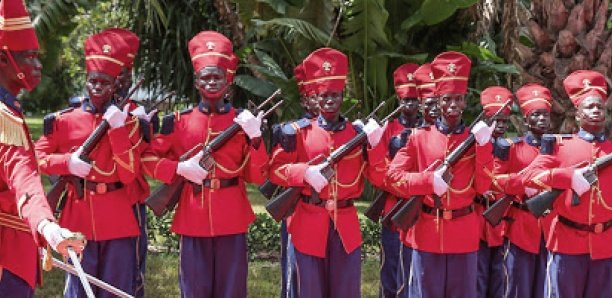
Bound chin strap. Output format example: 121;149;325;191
2;47;33;91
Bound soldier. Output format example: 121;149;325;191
269;47;385;297
35;30;148;297
523;70;611;297
386;52;496;297
490;83;552;298
474;86;513;298
0;0;85;296
141;31;268;297
414;63;440;127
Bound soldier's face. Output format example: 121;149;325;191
399;97;419;117
492;114;509;137
115;67;132;98
526;109;551;135
317;91;342;117
195;66;228;101
439;94;466;124
576;96;606;133
301;94;320;116
421;97;440;123
0;50;42;92
86;71;117;108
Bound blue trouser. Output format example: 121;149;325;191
133;203;147;298
398;244;413;298
0;269;33;298
281;220;298;298
476;240;504;298
65;237;136;298
380;225;403;298
179;234;248;298
533;237;547;298
502;239;547;298
292;225;361;298
545;252;612;298
410;249;477;298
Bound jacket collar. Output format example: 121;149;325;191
317;115;347;132
0;87;21;113
198;100;232;114
435;118;465;135
524;131;542;147
577;129;606;143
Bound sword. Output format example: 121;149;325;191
67;247;96;298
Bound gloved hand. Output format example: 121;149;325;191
234;110;263;139
176;152;208;184
363;119;385;147
131;105;158;122
304;164;329;193
38;220;85;256
103;105;129;128
571;167;590;196
352;119;365;128
524;187;538;198
471;120;496;146
67;147;92;178
433;168;449;196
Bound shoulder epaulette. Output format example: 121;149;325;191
389;128;414;159
493;137;520;160
540;134;572;155
43;113;56;136
279;118;311;152
139;119;152;143
160;113;176;135
270;123;282;147
179;108;192;115
0;102;28;148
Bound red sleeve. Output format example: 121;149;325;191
522;154;573;190
242;141;269;184
269;144;309;187
473;142;495;194
35;131;71;176
106;116;147;184
386;134;434;197
141;131;179;185
492;147;527;196
365;126;393;189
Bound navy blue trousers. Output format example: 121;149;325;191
179;234;248;298
502;238;547;298
545;252;612;298
281;220;298;298
133;203;147;298
65;237;136;298
398;244;413;298
292;225;361;298
476;241;504;298
380;225;404;298
0;269;33;297
409;249;477;298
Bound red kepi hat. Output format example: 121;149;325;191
414;63;437;100
515;83;552;116
188;31;238;83
101;28;140;69
302;48;348;94
563;70;608;107
84;31;131;78
480;86;513;117
431;51;472;95
393;63;419;99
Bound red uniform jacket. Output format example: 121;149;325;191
387;121;494;254
0;99;54;288
35;102;147;241
523;132;612;259
269;117;384;258
474;191;505;247
142;103;268;237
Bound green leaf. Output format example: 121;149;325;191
400;10;423;31
252;18;339;48
341;0;392;52
420;0;457;25
472;63;520;75
370;51;428;63
259;0;290;14
234;75;279;98
453;0;478;9
253;49;288;79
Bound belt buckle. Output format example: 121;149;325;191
96;183;107;194
209;178;220;190
325;200;336;211
442;210;452;220
593;223;603;234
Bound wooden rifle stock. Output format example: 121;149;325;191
363;190;388;222
482;195;512;226
145;91;282;216
46;77;145;210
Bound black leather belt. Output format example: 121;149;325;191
83;180;123;194
422;204;474;220
301;195;354;210
558;215;612;234
511;201;530;211
192;177;239;194
474;195;488;206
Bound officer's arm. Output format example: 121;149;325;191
364;124;394;189
386;134;432;197
491;140;525;196
106;115;148;184
241;136;269;185
268;123;308;187
522;136;573;190
473;140;495;194
35;114;72;175
141;114;180;184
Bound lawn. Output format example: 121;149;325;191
26;115;383;297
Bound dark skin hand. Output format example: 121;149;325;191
525;108;551;137
0;49;42;94
86;71;117;111
421;97;441;125
399;97;420;126
194;66;229;112
439;93;466;130
318;91;343;124
576;96;607;135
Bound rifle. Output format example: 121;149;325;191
145;90;283;217
46;77;145;211
147;91;176;112
525;152;612;217
265;103;403;222
389;100;512;230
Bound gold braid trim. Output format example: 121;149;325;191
335;162;366;188
216;154;250;175
91;161;116;176
0;102;29;150
448;175;474;194
0;211;30;233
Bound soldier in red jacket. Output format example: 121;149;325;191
387;52;496;297
0;1;85;296
269;48;385;297
141;31;268;297
474;86;513;298
414;63;441;127
523;70;611;297
491;83;552;298
35;31;149;297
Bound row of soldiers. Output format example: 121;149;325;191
0;1;610;297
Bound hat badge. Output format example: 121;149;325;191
206;41;216;51
447;63;456;74
429;72;435;80
532;90;539;96
582;79;591;87
407;73;414;81
495;95;502;102
322;61;332;72
102;44;112;54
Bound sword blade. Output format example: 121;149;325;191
67;248;96;298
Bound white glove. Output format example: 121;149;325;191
352;119;365;128
38;220;85;256
433;168;449;196
363;119;384;147
176;152;208;184
471;120;496;146
103;105;129;128
304;164;329;193
525;187;538;198
234;110;263;139
131;105;158;122
67;147;92;178
571;167;590;196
